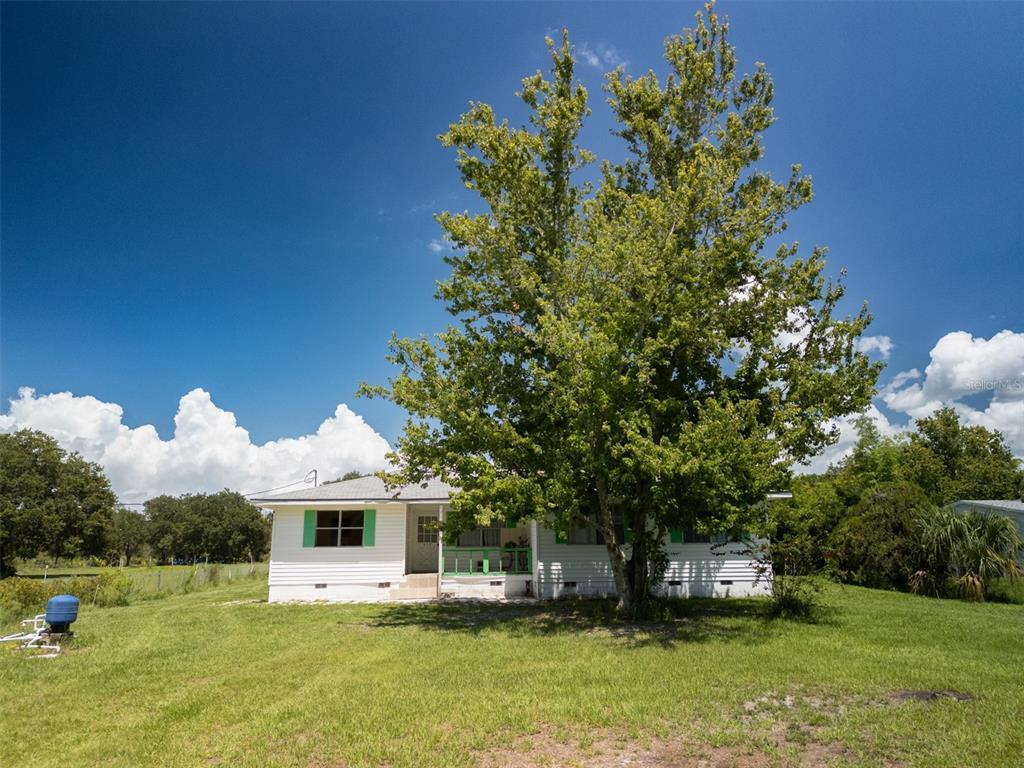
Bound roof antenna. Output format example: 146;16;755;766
304;469;318;488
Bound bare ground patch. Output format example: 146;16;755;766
475;685;958;768
476;723;853;768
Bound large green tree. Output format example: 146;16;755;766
0;429;116;576
106;506;150;566
365;5;880;609
146;491;267;564
899;408;1023;505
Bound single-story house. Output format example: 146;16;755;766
948;499;1024;538
253;476;779;603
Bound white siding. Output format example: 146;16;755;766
439;575;532;599
267;504;407;602
264;502;770;602
534;525;770;599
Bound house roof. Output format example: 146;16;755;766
251;475;457;505
951;499;1024;514
252;476;795;507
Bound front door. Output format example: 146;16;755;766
410;513;439;573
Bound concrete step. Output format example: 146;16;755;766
402;573;439;588
387;586;437;600
387;573;438;600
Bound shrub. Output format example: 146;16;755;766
768;477;846;575
0;571;134;625
912;509;1023;601
768;572;820;619
825;481;938;589
0;578;52;619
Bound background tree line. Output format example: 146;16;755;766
0;429;269;576
770;407;1024;601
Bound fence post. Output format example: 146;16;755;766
156;570;161;592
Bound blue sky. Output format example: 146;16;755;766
2;2;1022;498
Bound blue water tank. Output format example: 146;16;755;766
45;594;79;633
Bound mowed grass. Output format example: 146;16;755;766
1;581;1021;768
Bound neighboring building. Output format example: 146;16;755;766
948;499;1024;537
253;477;778;603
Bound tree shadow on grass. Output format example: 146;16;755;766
367;596;835;649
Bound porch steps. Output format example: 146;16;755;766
387;573;438;601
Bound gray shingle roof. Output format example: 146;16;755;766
953;499;1024;513
251;475;457;504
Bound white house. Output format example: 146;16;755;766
253;476;774;603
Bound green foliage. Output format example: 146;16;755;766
0;429;116;577
767;573;821;619
768;476;845;574
912;508;1023;601
0;572;135;622
145;492;268;564
825;481;938;590
322;470;370;484
0;565;269;629
364;4;880;609
769;409;1023;599
106;507;149;566
900;407;1023;505
829;414;904;505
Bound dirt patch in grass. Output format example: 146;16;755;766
476;724;853;768
887;689;975;703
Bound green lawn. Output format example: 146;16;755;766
1;581;1020;768
13;563;269;594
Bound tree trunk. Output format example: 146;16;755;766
596;473;634;611
609;541;633;611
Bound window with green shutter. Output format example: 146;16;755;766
362;509;376;547
669;528;683;544
307;510;369;547
303;510;316;547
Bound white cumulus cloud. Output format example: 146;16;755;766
797;329;1024;473
577;42;627;70
795;404;901;475
0;388;392;503
427;239;445;254
854;335;894;359
882;330;1024;417
881;329;1024;457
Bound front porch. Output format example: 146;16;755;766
440;544;533;599
442;546;531;577
404;505;535;599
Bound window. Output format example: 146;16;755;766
457;519;502;547
682;529;730;544
314;510;364;547
417;515;438;543
568;513;624;545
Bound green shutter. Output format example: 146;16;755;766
623;517;633;544
362;509;376;547
303;510;316;547
670;528;683;544
504;514;518;529
555;529;567;544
